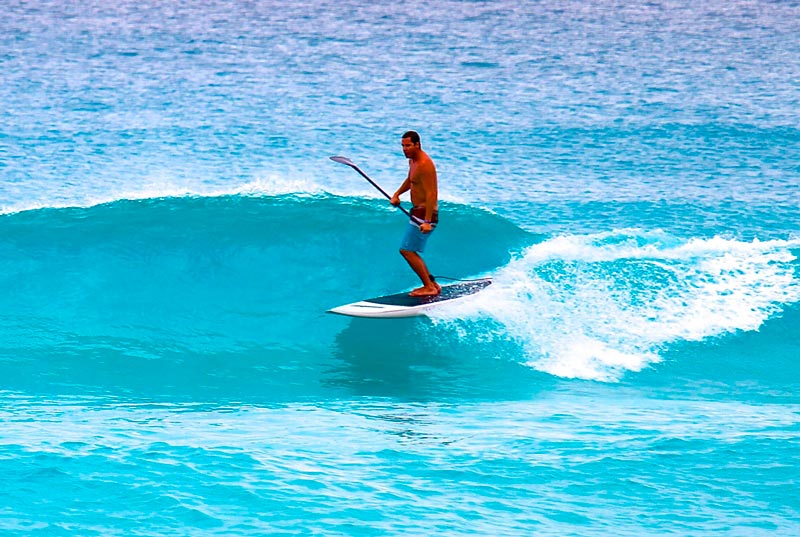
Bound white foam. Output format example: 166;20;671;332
0;168;470;215
432;230;800;382
0;171;342;215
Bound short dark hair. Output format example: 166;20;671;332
402;130;421;146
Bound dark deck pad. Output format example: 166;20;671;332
365;278;492;307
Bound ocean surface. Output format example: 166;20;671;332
2;0;800;535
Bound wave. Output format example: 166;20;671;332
1;196;798;391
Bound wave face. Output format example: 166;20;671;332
0;195;532;399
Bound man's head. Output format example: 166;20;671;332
401;130;421;158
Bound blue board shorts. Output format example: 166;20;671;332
400;208;438;253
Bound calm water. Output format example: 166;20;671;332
2;1;799;535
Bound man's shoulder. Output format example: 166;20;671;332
420;152;436;170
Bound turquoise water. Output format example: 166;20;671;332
2;0;800;535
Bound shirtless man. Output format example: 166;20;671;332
390;131;441;297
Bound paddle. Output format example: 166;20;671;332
329;156;412;218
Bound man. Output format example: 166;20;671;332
390;130;441;297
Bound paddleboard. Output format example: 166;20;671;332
328;278;492;318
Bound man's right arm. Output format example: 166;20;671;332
391;175;411;206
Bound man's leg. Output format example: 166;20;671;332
400;249;441;296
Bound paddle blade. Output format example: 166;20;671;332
330;155;356;167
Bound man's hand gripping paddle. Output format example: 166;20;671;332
329;156;412;218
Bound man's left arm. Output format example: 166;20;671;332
421;164;438;233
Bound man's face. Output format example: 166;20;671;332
401;137;419;158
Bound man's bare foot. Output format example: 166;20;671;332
409;283;441;297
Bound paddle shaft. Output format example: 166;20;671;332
330;157;412;218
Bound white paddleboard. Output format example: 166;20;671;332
328;278;492;318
